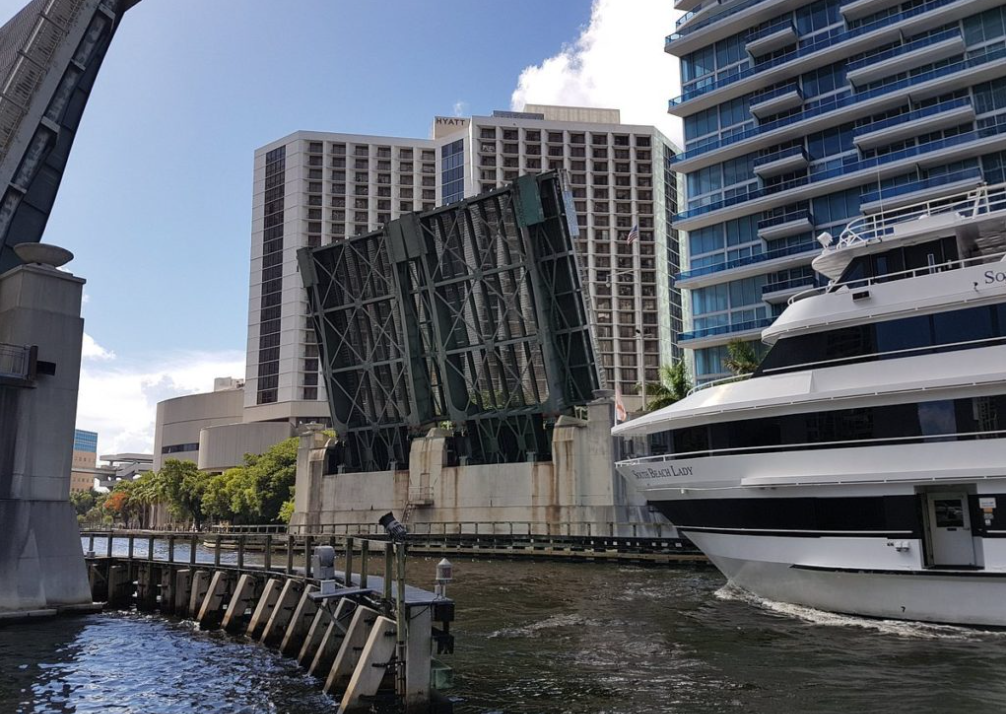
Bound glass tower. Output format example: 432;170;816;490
667;0;1006;382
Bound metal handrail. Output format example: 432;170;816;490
675;114;1006;222
851;97;973;139
859;167;983;206
835;182;1006;250
687;373;752;395
672;44;1006;164
679;316;774;342
670;6;964;103
789;249;1006;304
675;241;818;281
623;428;1006;465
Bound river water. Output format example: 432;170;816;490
4;553;1006;713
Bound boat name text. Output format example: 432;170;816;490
983;269;1006;284
635;465;694;480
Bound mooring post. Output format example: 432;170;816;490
147;535;154;561
237;535;245;571
285;535;294;575
345;537;354;587
214;534;222;567
395;543;407;698
304;535;313;579
168;534;175;563
105;531;113;558
264;534;272;572
189;534;197;565
383;543;393;601
127;534;134;561
360;545;369;591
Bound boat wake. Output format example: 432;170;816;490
714;583;1006;640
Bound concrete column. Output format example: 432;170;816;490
404;604;432;709
260;579;303;646
280;585;318;656
106;565;132;607
188;570;210;618
246;577;282;639
221;574;258;632
0;256;92;615
173;569;193;616
341;615;397;712
309;597;356;677
325;605;380;695
289;427;329;533
197;570;232;629
297;607;333;667
159;567;176;614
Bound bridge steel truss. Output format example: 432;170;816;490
0;0;141;273
299;172;602;472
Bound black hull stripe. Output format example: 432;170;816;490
653;494;1006;538
678;525;913;539
792;564;1006;578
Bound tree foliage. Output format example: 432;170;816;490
724;339;762;376
642;361;692;412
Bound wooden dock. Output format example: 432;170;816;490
81;530;454;713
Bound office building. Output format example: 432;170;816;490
665;0;1006;382
70;428;98;493
248;105;684;416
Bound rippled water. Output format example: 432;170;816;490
5;554;1006;713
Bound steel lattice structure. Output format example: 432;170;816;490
0;0;142;273
299;172;601;472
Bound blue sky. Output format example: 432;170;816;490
0;0;679;453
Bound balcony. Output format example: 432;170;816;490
678;317;775;348
757;209;814;240
761;275;817;303
746;20;798;57
753;146;809;178
674;239;819;288
859;167;984;213
671;44;1006;173
674;115;1006;229
666;0;999;110
841;0;902;21
749;83;803;119
852;98;975;150
846;30;965;87
0;343;34;386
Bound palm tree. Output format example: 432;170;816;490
642;361;692;412
724;339;761;376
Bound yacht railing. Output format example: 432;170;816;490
788;250;1006;304
687;373;752;395
837;181;1006;249
621;428;1006;465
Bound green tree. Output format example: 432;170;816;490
70;489;97;518
160;459;212;530
643;361;692;412
724;339;762;376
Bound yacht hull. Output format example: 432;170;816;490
685;529;1006;627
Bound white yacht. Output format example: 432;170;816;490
614;183;1006;627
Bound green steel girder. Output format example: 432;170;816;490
300;172;600;472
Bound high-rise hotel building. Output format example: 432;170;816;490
667;0;1006;382
246;105;684;425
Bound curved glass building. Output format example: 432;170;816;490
668;0;1006;381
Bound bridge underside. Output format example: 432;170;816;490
0;0;140;273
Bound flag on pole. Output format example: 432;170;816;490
626;224;639;244
614;384;627;423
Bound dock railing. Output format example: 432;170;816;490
80;529;406;603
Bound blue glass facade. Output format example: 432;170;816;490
441;139;465;204
668;0;1006;380
73;429;98;453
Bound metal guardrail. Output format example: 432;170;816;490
81;529;406;602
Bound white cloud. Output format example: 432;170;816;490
453;100;469;117
81;332;115;361
76;348;245;456
511;0;683;146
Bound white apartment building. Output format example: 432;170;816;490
246;105;684;425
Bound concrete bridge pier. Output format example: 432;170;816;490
0;250;93;618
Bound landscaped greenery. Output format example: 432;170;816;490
84;436;305;530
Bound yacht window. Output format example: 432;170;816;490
646;394;1006;458
758;304;1006;376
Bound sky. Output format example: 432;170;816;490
0;0;682;455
